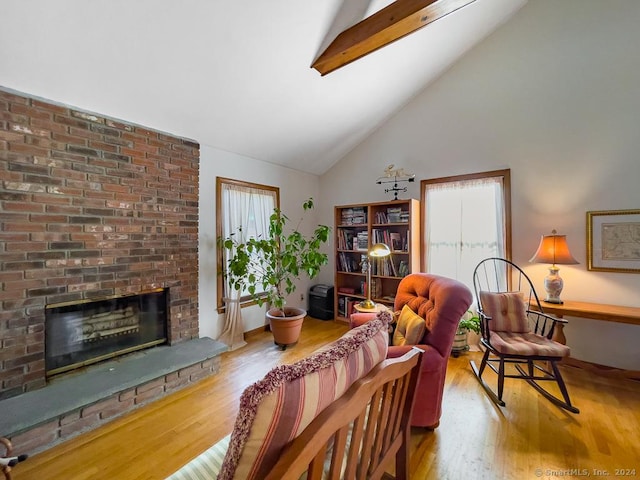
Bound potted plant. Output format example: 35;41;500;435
219;198;330;349
451;310;480;357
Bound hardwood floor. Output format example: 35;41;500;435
13;318;640;480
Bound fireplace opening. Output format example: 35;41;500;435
45;289;169;377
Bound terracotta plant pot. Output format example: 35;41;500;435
266;307;306;350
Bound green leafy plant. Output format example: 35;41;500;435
459;311;480;334
218;198;330;315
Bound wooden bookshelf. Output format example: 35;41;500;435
334;199;420;322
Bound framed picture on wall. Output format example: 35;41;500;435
587;209;640;273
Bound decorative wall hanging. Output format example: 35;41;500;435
587;209;640;273
376;164;415;200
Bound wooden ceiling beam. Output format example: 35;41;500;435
312;0;476;76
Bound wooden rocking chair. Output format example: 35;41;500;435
471;258;579;413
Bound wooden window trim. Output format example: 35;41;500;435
215;177;280;314
419;168;512;273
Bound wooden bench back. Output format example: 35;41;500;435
266;347;424;480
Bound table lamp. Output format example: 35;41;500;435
359;243;391;310
529;229;578;304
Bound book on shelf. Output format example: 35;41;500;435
389;232;402;251
347;298;359;316
361;278;381;298
356;231;368;250
338;252;362;272
371;228;404;250
370;256;397;277
397;260;409;277
340;297;360;317
371;228;385;245
373;278;381;298
338;252;347;272
374;211;388;224
338;286;356;294
337;230;356;250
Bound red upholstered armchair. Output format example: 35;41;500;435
350;273;472;428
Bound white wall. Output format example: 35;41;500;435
198;145;323;340
318;0;640;369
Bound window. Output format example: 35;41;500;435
216;177;279;310
421;169;511;293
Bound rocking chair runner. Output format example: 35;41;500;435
471;258;579;413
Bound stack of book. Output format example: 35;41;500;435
356;231;368;251
341;207;367;225
387;207;402;223
386;207;409;223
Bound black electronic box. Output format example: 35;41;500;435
308;284;334;320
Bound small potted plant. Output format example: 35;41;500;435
451;310;480;357
219;198;330;349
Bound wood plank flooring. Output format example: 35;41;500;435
12;318;640;480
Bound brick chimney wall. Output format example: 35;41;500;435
0;88;200;400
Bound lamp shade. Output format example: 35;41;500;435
529;230;578;265
369;243;391;258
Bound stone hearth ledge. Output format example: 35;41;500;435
0;337;227;438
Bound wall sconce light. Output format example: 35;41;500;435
529;229;579;304
359;243;391;310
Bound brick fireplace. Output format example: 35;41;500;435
0;88;200;401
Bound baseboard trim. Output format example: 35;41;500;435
244;324;270;339
562;357;640;380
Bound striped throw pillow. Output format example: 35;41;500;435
479;291;529;333
217;311;390;480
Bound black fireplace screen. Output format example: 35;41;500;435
45;289;168;376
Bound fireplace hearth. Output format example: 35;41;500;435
45;289;168;376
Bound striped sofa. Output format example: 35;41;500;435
167;311;395;480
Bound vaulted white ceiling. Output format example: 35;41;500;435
1;0;526;175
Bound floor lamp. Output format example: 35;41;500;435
358;243;391;310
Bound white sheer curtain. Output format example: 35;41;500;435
218;287;246;351
221;183;277;298
424;177;505;294
218;183;276;350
